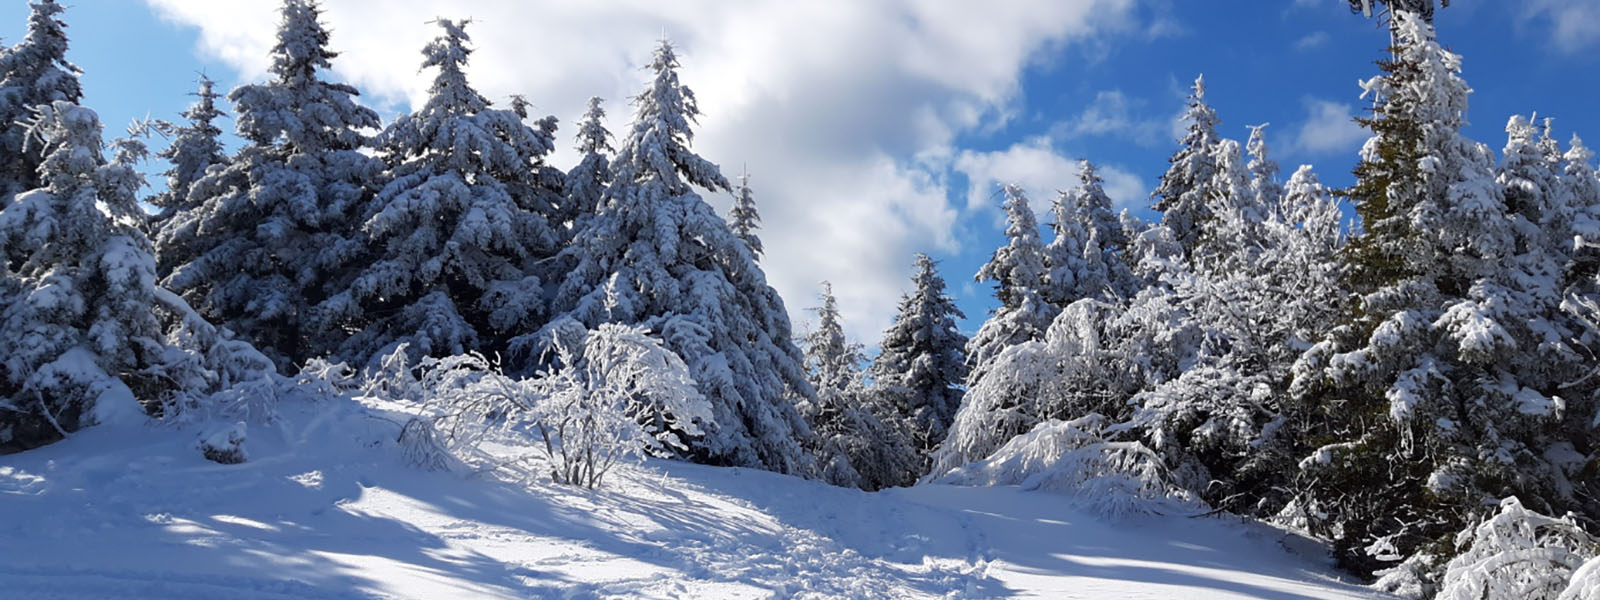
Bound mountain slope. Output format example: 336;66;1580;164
0;398;1386;599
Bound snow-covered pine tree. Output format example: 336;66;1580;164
150;75;228;222
1246;123;1284;211
1347;0;1449;27
1289;13;1592;580
0;102;274;452
1043;160;1138;307
967;184;1055;376
1499;115;1573;269
1152;75;1222;262
157;0;382;369
318;19;562;366
871;253;968;456
932;184;1059;476
149;75;228;278
563;96;613;232
728;169;763;258
544;39;813;475
1127;163;1346;515
801;282;916;490
1187;136;1265;274
0;0;82;204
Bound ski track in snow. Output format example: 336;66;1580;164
0;399;1389;599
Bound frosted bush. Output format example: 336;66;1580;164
1438;496;1597;600
392;324;711;488
933;414;1204;519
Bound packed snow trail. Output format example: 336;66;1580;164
0;399;1386;599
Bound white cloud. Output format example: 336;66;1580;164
1523;0;1600;53
1052;89;1169;147
953;137;1149;230
144;0;1143;341
1293;31;1330;51
1290;98;1368;157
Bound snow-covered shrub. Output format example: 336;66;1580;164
416;323;711;488
361;345;425;405
934;414;1204;519
149;288;279;425
1372;553;1443;600
529;323;711;487
1437;496;1597;600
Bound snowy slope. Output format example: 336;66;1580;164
0;397;1387;599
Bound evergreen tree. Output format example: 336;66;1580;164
151;75;228;221
967;184;1055;375
0;0;82;204
318;19;562;366
544;40;813;475
158;0;382;369
1500;115;1572;267
728;169;763;258
1044;161;1138;307
0;103;272;452
563;96;612;231
871;253;968;455
801;282;916;490
1192;137;1266;274
933;184;1057;476
1290;14;1592;580
1347;0;1449;25
1152;75;1222;260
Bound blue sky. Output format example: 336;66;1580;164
7;0;1598;344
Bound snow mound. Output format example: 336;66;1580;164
933;414;1205;519
198;422;248;464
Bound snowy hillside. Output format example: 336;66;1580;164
0;396;1384;600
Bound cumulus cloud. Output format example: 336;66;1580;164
144;0;1144;341
953;137;1149;230
1522;0;1600;54
1290;98;1368;157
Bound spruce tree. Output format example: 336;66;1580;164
871;253;968;455
1043;161;1138;307
564;96;613;231
1;103;272;452
151;75;228;222
158;0;382;369
0;0;82;204
1290;13;1592;581
1152;75;1222;261
318;19;562;366
801;282;916;490
150;75;228;279
728;170;763;258
545;40;813;475
933;185;1056;475
967;184;1055;376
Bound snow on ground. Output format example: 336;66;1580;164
0;397;1388;599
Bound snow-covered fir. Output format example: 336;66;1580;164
0;0;80;204
0;101;273;452
156;0;383;370
870;253;968;456
317;18;563;367
544;39;815;475
799;282;917;490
